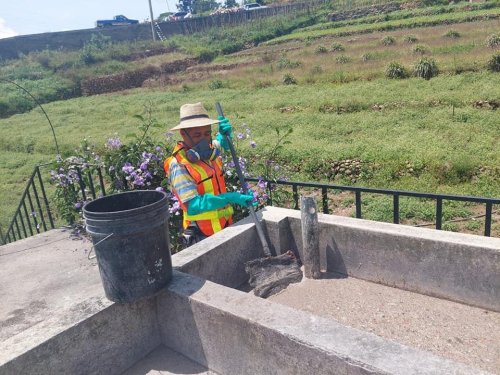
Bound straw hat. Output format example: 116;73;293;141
170;102;220;131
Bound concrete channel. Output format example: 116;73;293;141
0;206;499;374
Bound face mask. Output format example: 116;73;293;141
186;138;220;163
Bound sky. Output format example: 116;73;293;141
0;0;184;39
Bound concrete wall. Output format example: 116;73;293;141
156;270;485;375
0;297;160;375
262;207;500;312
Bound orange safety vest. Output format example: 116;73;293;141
164;142;233;236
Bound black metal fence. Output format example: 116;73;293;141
1;165;498;245
247;178;499;237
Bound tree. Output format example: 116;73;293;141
191;0;219;14
177;0;193;12
177;0;219;13
224;0;238;7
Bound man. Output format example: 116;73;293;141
164;102;254;247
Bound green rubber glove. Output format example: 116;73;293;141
216;116;233;151
187;194;231;216
220;192;256;207
217;116;233;138
215;133;230;151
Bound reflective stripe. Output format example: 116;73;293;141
167;143;232;236
185;205;233;222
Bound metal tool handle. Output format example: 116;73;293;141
215;102;272;257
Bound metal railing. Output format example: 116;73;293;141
247;178;499;237
2;164;107;245
2;166;498;245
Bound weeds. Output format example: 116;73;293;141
335;55;351;64
487;53;500;72
444;29;461;38
208;79;225;90
315;45;328;54
413;58;439;79
412;44;429;55
486;33;500;49
404;35;418;43
331;43;345;52
282;73;297;85
385;62;408;79
381;36;396;46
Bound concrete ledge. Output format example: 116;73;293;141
172;217;261;289
261;207;500;312
157;271;488;375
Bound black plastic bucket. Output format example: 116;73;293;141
83;190;172;303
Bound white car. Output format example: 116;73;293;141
243;3;267;10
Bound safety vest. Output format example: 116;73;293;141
164;142;233;236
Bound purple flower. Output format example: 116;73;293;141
250;141;257;148
74;202;82;210
140;161;149;171
106;137;122;150
169;200;180;214
122;162;134;174
258;178;267;189
237;133;245;140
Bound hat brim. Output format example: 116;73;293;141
171;117;220;131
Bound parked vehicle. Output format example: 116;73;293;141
167;11;192;21
96;15;139;28
243;3;267;11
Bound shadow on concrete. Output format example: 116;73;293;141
325;235;348;278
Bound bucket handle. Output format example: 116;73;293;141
88;233;114;260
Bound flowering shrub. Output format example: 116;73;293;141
49;107;292;252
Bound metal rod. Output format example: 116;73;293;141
88;170;96;200
97;167;106;196
22;201;34;236
355;191;362;218
18;210;28;238
485;202;492;237
322;187;328;214
76;167;87;201
26;189;40;234
393;194;399;224
436;198;443;230
292;184;299;209
31;181;48;232
215;101;272;257
36;166;55;229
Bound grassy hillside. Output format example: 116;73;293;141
0;0;499;237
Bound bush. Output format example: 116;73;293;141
208;79;224;90
331;43;345;52
276;55;301;70
413;58;439;80
282;73;297;85
444;30;461;38
315;45;328;54
335;55;351;64
404;35;418;44
385;62;408;79
412;44;429;55
381;36;396;46
486;34;500;49
487;53;500;72
361;52;375;62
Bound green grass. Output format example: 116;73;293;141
267;7;500;44
1;3;499;237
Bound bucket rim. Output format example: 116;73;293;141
83;190;168;218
